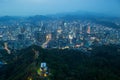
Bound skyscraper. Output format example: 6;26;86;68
87;26;91;34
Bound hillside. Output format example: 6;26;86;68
0;45;120;80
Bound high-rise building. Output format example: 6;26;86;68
46;34;52;41
17;34;25;41
34;31;46;43
87;26;91;34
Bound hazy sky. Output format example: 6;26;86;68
0;0;120;16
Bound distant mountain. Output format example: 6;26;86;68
53;11;119;19
0;16;21;22
0;13;120;29
27;15;53;21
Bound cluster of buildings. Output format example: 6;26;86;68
0;19;120;51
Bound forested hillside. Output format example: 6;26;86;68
0;45;120;80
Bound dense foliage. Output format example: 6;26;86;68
0;45;120;80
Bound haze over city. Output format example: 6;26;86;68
0;0;120;80
0;0;120;16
